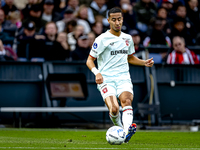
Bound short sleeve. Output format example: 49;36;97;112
89;36;105;58
128;37;135;56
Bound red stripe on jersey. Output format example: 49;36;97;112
89;55;96;59
123;109;133;112
128;52;135;56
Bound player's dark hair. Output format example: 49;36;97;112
108;7;123;17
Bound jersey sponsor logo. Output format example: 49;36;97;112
111;50;128;55
110;42;114;46
93;43;98;49
102;87;108;94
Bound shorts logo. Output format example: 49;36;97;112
125;40;129;46
93;43;98;49
102;87;108;94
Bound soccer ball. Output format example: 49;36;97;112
106;126;126;145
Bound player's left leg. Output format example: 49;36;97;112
119;91;134;132
119;91;137;143
116;79;137;143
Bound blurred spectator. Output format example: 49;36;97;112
21;0;39;19
87;0;109;27
79;0;93;6
172;0;185;11
53;0;67;13
67;24;84;51
56;31;70;52
133;0;157;35
129;29;143;53
157;7;168;20
13;0;27;10
15;21;39;61
71;33;90;61
7;10;22;29
0;9;17;37
91;21;103;37
0;39;17;61
76;4;92;27
167;36;199;64
41;0;62;22
65;19;77;33
35;21;70;61
160;0;175;21
174;4;197;40
88;31;96;48
0;23;14;46
66;0;79;14
119;0;137;33
2;0;18;16
156;7;172;35
56;7;91;34
56;7;74;33
58;0;67;11
186;0;200;33
169;17;195;45
174;4;187;18
144;18;171;47
143;18;171;63
73;5;91;33
23;4;47;33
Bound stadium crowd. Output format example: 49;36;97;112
0;0;199;64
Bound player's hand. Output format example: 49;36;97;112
145;57;154;67
96;73;103;84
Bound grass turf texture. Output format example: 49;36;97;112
0;128;199;150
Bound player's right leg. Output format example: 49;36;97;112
105;95;123;127
98;82;123;127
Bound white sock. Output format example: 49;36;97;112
109;112;123;128
122;106;133;134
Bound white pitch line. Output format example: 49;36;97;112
0;148;200;150
0;148;128;150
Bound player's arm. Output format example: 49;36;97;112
86;55;103;84
128;55;154;67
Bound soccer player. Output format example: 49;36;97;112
86;7;154;143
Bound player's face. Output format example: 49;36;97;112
108;13;123;33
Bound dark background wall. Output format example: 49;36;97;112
0;62;200;126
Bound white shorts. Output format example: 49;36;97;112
97;79;133;100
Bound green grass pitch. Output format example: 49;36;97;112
0;128;200;150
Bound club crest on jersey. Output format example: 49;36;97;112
125;40;129;46
93;43;98;49
102;87;108;94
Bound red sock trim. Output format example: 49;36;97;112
109;113;118;118
123;109;133;112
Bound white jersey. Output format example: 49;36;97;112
89;30;135;80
